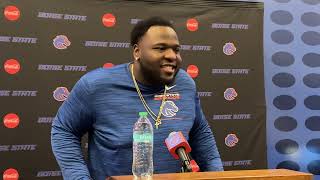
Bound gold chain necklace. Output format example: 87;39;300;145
131;64;167;129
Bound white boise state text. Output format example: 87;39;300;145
0;90;37;96
85;41;130;48
131;18;142;24
212;23;249;30
197;92;213;97
0;36;37;43
0;145;37;151
212;69;250;74
180;44;211;51
38;64;87;71
38;117;55;123
223;160;252;166
38;12;87;21
213;114;251;120
37;171;61;177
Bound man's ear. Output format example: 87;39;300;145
133;44;140;61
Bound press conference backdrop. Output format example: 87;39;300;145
0;0;266;179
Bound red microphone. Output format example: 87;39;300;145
165;131;200;172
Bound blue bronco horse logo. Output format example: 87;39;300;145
161;100;179;117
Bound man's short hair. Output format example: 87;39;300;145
130;17;175;46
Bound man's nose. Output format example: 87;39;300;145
164;48;177;60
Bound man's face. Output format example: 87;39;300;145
135;26;182;85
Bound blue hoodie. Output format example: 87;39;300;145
51;63;223;180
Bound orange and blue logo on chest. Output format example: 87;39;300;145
154;92;180;118
154;92;180;101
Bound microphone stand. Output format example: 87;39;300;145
176;148;192;172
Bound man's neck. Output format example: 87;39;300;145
131;62;161;87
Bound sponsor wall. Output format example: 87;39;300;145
0;0;265;179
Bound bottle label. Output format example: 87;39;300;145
133;133;153;143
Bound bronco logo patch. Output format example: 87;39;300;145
161;100;179;117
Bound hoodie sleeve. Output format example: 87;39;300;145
51;77;94;180
189;94;224;172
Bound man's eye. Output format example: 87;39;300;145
154;47;166;50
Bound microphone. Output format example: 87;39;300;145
165;131;199;172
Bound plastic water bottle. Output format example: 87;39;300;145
132;112;153;179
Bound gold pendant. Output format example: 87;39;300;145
155;119;162;129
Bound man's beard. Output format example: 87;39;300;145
139;61;177;86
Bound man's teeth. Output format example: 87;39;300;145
162;65;175;69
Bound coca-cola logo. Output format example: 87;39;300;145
187;65;199;78
3;168;19;180
4;6;20;21
102;13;116;27
186;18;198;32
3;113;20;128
103;63;114;68
4;59;20;75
